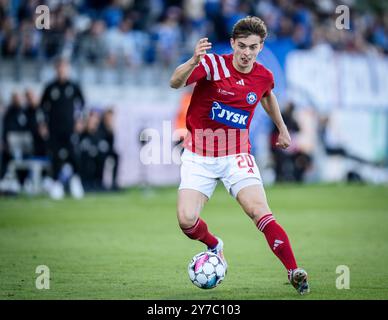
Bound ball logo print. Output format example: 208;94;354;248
188;252;226;289
246;92;257;105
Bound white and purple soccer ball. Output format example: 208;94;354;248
188;251;226;289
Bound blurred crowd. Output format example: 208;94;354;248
1;0;387;70
0;58;120;198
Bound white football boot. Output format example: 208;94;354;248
208;237;227;271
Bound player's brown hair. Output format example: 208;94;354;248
231;16;267;42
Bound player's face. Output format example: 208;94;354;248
230;35;263;73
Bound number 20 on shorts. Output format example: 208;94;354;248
236;154;254;168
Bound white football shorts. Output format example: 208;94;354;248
179;148;263;199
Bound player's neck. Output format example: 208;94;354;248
232;56;253;74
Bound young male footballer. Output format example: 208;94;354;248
170;16;309;295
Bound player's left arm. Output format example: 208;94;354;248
260;91;291;149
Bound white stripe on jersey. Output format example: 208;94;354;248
201;58;211;80
218;55;230;78
207;53;220;81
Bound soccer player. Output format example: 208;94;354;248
170;16;309;295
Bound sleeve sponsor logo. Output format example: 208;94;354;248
210;102;250;129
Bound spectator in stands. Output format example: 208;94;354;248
270;102;311;182
0;91;30;183
25;88;48;157
101;0;124;28
40;57;85;199
41;5;74;59
20;19;41;59
79;110;102;191
1;15;18;58
97;108;120;191
0;0;7;22
76;19;108;65
105;17;137;68
153;6;183;68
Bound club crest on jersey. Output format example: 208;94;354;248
246;92;257;105
210;102;250;129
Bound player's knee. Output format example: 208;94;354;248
177;207;198;229
178;217;197;230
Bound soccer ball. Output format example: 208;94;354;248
188;251;226;289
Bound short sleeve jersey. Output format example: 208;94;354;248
183;53;274;157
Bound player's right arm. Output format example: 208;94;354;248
170;38;212;89
261;91;291;149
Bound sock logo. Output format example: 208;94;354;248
273;239;284;250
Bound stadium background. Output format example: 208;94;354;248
1;0;388;300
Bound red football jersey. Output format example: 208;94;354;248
183;53;274;157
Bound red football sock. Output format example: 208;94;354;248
181;218;218;249
257;213;298;276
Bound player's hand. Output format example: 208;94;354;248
276;129;291;149
192;38;212;65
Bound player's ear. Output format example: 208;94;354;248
230;38;235;49
258;42;264;52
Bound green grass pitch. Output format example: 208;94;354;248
1;184;388;300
